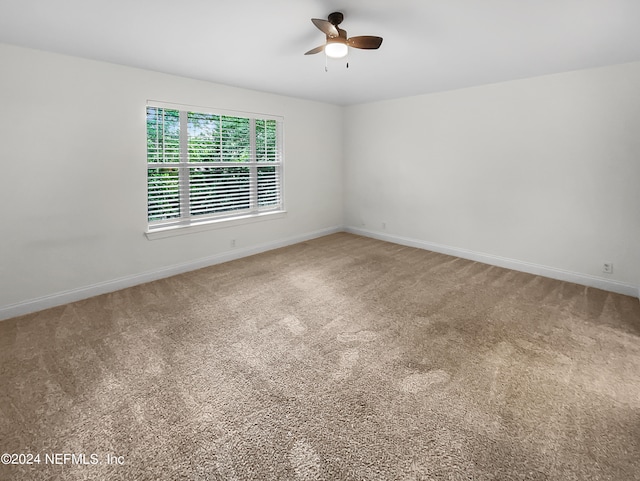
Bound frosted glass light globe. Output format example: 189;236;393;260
325;42;348;59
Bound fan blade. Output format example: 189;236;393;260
304;45;325;55
347;36;383;50
311;18;339;38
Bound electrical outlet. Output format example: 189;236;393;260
231;239;236;248
602;262;613;274
382;222;386;230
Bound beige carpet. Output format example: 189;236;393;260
1;232;639;480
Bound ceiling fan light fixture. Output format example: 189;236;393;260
325;41;348;59
305;12;382;61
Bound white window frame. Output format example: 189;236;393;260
145;100;285;240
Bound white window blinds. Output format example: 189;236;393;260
146;102;284;230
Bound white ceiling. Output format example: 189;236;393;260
1;0;640;105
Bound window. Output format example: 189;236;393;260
146;101;284;234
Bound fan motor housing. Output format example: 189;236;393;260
330;28;347;40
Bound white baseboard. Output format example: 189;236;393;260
2;225;637;321
0;226;342;321
346;226;639;299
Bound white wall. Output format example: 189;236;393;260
0;43;344;318
1;44;638;319
344;62;640;296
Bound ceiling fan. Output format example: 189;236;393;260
304;12;383;60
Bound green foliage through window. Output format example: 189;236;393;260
146;105;282;226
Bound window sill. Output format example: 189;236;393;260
145;211;287;240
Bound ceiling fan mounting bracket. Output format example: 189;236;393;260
327;12;344;26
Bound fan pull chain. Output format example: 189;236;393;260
323;52;350;71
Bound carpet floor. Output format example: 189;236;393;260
1;232;639;480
